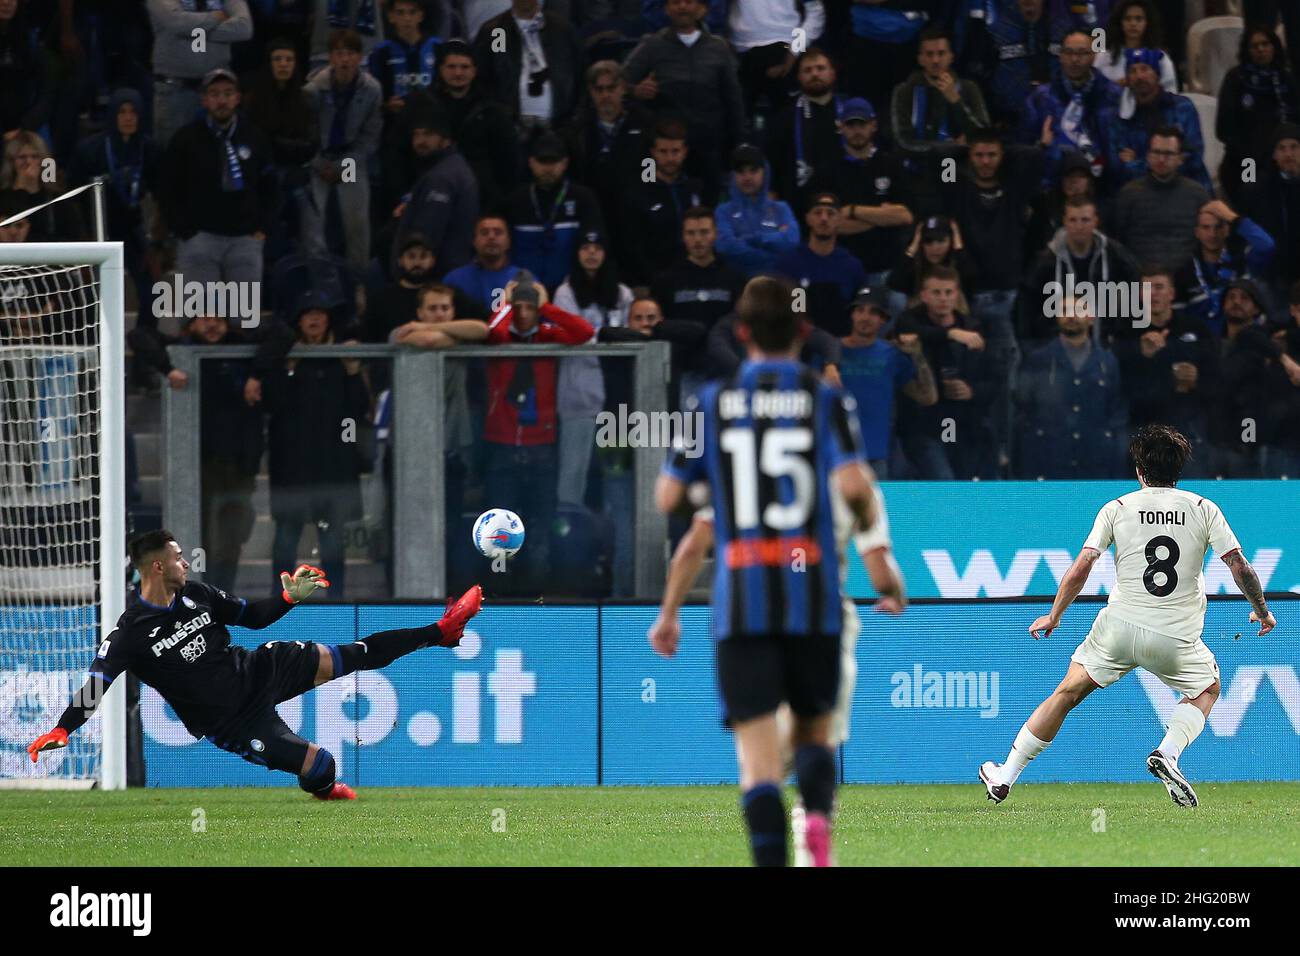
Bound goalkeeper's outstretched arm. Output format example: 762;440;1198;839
29;673;112;760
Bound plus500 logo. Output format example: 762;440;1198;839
140;630;536;776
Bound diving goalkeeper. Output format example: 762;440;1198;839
28;530;483;799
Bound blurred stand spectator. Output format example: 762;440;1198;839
1015;295;1126;479
842;0;931;115
1022;195;1140;345
261;290;371;598
980;0;1055;128
771;191;868;337
0;190;32;242
1019;29;1118;188
622;0;746;192
838;286;937;477
1174;199;1275;335
1243;123;1300;299
388;106;479;277
714;143;800;277
1096;1;1177;92
148;0;253;149
887;214;975;307
428;40;518;210
369;233;488;344
0;132;87;241
128;313;264;592
706;310;842;383
472;0;585;133
1107;50;1211;191
0;0;56;141
160;69;276;288
1110;127;1209;267
444;213;521;310
894;266;992;479
829;97;914;291
765;46;845;215
482;271;595;593
1113;266;1216;473
1216;25;1298;206
241;39;319;266
369;0;442;130
1025;149;1101;253
498;130;604;290
561;60;654;271
308;0;386;73
651;206;744;332
617;119;703;287
728;0;823;129
1243;0;1300;79
68;90;163;319
553;229;632;505
301;29;383;276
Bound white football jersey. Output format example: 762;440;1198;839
1083;486;1241;639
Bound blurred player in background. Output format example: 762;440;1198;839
981;425;1277;808
28;530;483;800
650;275;880;866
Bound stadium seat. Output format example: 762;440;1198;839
1186;16;1242;94
1184;92;1223;189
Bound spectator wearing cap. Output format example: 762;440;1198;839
713;143;800;277
887;214;976;308
980;0;1057;127
622;0;747;193
426;40;518;210
1022;195;1140;344
839;286;937;477
617;118;705;287
1107;51;1212;191
893;265;993;479
160;69;277;291
472;0;585;133
728;0;825;128
1174;199;1276;335
561;60;654;271
1113;265;1217;473
389;108;480;277
262;289;372;598
126;311;265;590
650;205;745;331
553;230;634;506
1019;29;1119;189
765;46;848;216
497;130;605;291
1110;126;1211;267
1244;123;1300;296
889;29;990;173
301;29;384;276
483;270;596;594
443;213;521;311
771;191;868;337
1095;1;1178;92
828;96;913;293
68;89;164;320
147;1;253;149
1015;293;1127;479
366;233;488;348
1025;149;1104;253
1210;278;1300;476
1216;25;1299;205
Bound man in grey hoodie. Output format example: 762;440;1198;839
301;28;384;275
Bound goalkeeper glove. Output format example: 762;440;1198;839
28;727;69;763
281;564;330;604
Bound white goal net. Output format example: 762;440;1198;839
0;244;125;788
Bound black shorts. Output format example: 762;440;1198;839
204;641;325;775
715;632;841;726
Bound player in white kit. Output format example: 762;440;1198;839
980;425;1277;808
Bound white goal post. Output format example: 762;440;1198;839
0;240;126;790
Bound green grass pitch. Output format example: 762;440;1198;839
3;783;1298;866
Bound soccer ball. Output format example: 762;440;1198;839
473;509;526;559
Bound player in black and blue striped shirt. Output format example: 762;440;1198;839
652;275;879;866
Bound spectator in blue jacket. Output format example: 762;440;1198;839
1107;49;1213;192
1015;294;1127;479
1174;199;1277;334
984;0;1058;126
1019;29;1119;188
772;190;868;337
714;143;800;277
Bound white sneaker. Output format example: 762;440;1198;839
1147;750;1199;808
979;761;1010;804
791;802;811;867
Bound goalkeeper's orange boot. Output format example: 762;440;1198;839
313;782;357;801
436;584;484;647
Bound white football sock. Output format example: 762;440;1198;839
1001;725;1051;786
1157;703;1206;762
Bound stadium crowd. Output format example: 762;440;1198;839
2;0;1300;597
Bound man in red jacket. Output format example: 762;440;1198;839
484;270;595;594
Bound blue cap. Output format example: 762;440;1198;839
841;97;876;122
1124;47;1165;71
